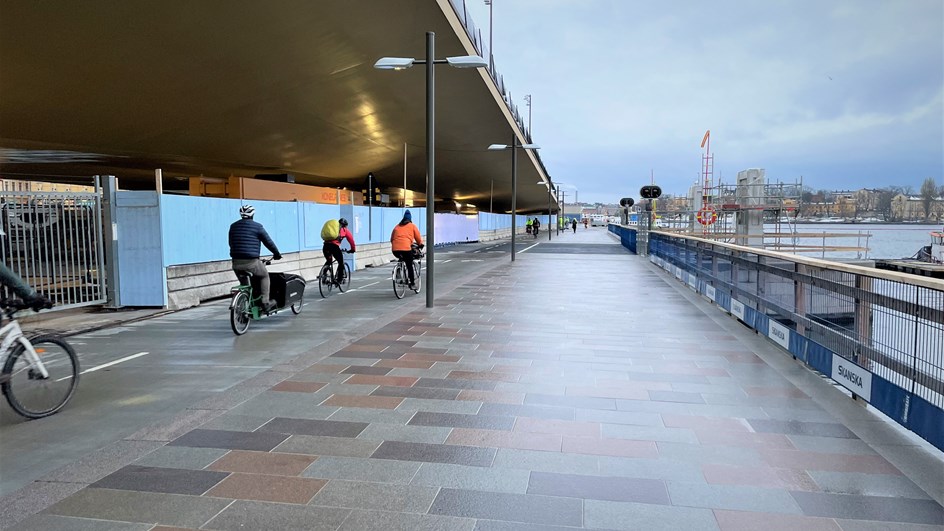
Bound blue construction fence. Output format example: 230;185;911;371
608;223;637;253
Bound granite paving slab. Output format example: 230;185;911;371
133;447;229;470
301;456;421;484
527;471;670;504
272;434;381;457
428;488;583;527
202;499;350;531
43;488;231;528
583;499;720;531
168;429;288;452
309;480;438;513
7;514;154;531
257;417;368;438
371;441;496;467
205;472;326;504
790;491;944;525
338;510;476;531
89;465;228;495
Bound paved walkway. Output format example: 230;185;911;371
3;227;942;530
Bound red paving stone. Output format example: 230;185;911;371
321;394;404;409
446;428;562;452
759;449;903;475
701;463;819;491
447;370;520;382
302;364;349;374
270;381;326;393
713;510;842;531
343;374;418;387
207;450;317;476
205;473;326;504
375;359;435;369
514;418;601;438
562;436;659;458
456;390;525;404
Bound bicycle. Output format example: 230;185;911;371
0;299;80;419
392;244;423;299
318;250;353;298
230;258;305;335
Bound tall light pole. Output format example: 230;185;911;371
524;94;532;138
485;0;494;72
537;180;555;240
375;34;487;308
488;140;539;261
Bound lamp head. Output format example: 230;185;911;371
487;144;508;150
446;55;488;68
374;57;416;70
521;144;540;149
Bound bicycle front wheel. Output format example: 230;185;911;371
319;264;334;298
337;263;352;292
393;263;406;299
2;336;79;419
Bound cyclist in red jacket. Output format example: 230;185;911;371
323;218;356;284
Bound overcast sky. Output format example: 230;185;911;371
462;0;943;204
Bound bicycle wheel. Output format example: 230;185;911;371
291;291;304;314
2;336;80;419
318;264;334;298
393;263;406;299
412;261;422;293
337;263;352;292
230;291;252;335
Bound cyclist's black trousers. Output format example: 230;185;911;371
393;251;416;284
323;243;345;280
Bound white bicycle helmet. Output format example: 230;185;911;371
239;204;255;219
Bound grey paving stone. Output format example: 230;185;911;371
528;471;670;504
428;488;583;527
339;510;475;531
0;480;86;529
615;399;693;415
133;446;229;470
168;429;288;452
524;393;617;410
584;499;720;531
89;465;228;495
341;365;393;375
574;408;663;426
491;449;600;475
199;413;273;432
762;406;838;422
7;514;152;531
808;471;932;499
314;383;381;396
477;403;575;421
601;423;699;444
656;442;763;465
408;411;515;430
648;390;707;404
415;378;497;391
123;408;222;442
226;392;339;420
204;499;351;530
748;419;858;439
411;462;531;494
473;521;608;531
372;386;461;400
686;403;769;418
834;520;944;531
667;482;803;513
389;368;453;378
791;491;944;525
302;456;421;484
596;457;707;483
310;480;438;513
257;417;368;438
398;397;483;414
273;435;381;457
786;435;878;455
43;487;231;528
358;423;453;444
326;407;416;425
372;441;496;467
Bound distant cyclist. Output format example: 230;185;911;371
390;210;423;290
323;218;356;284
532;217;541;238
229;204;281;311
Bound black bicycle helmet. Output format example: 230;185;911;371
339;218;348;228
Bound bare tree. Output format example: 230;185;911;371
920;177;938;220
876;188;896;221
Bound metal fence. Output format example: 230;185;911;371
623;228;944;451
0;188;106;309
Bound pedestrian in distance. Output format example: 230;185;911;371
572;218;577;233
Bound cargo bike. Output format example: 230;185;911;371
229;258;305;335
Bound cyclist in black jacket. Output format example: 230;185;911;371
229;204;281;310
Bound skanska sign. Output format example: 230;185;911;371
830;355;872;402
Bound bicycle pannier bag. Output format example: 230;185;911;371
321;219;340;241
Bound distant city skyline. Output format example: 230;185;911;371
465;0;943;204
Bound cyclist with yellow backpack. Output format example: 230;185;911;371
321;218;356;284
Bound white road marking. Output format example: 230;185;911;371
347;281;381;292
518;243;540;254
56;351;150;381
461;259;484;262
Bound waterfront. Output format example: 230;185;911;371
766;223;940;260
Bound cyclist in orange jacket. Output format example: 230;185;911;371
390;210;423;289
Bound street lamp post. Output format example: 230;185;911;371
537;180;554;240
485;0;493;72
375;33;487;308
524;94;532;138
488;140;539;261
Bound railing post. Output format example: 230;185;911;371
100;175;121;308
795;263;807;336
854;274;873;369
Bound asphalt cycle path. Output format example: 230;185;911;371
0;239;512;496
